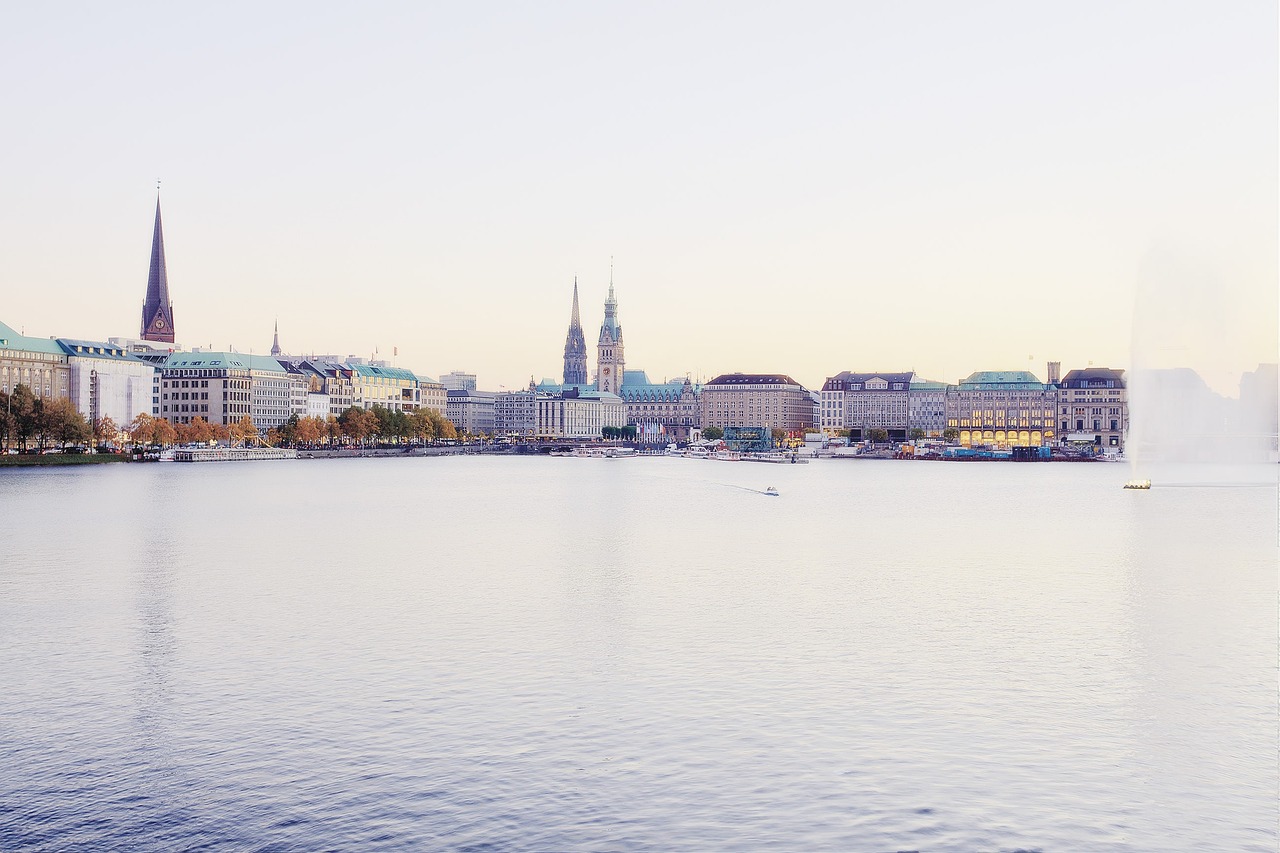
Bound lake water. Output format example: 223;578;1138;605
1;457;1276;851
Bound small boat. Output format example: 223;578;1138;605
763;486;779;496
1123;479;1151;490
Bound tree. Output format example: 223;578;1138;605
702;426;724;441
265;428;282;447
868;428;889;444
174;421;195;444
0;391;13;451
210;421;230;443
93;416;119;448
409;408;436;443
294;416;323;446
279;413;301;446
942;427;960;443
231;415;258;446
909;428;926;441
128;412;156;446
188;417;214;444
10;384;37;450
152;419;178;447
426;410;456;441
339;406;373;444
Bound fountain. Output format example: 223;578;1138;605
1127;243;1278;486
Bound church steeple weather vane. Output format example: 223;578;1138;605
140;187;176;344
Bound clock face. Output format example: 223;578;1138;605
154;318;165;329
603;368;611;376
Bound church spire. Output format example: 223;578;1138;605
270;319;282;357
562;278;588;386
140;191;175;343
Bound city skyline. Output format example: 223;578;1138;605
1;3;1275;394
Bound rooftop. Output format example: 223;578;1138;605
705;373;804;388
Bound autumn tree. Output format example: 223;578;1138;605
93;415;119;447
152;419;177;446
34;398;90;449
231;415;259;446
186;417;213;444
408;408;436;443
429;410;456;441
128;412;155;446
702;426;724;441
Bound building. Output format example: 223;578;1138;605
56;338;157;428
441;371;477;392
139;196;176;344
418;376;447;414
700;373;815;433
536;387;627;438
446;389;497;435
0;320;71;403
1057;367;1127;450
349;363;421;412
159;351;293;429
495;387;538;437
562;280;589;385
618;370;700;443
945;370;1058;448
295;360;355;417
908;378;948;438
820;371;914;440
596;278;624;395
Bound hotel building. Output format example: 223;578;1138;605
700;373;815;433
945;370;1058;448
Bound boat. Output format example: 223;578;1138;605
763;486;779;496
1123;479;1151;490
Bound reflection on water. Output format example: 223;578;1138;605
0;459;1275;851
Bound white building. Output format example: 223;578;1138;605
441;371;477;391
908;378;948;438
536;389;626;438
446;389;497;435
495;388;537;437
56;339;157;428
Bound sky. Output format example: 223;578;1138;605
1;2;1275;394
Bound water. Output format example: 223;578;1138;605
1;457;1275;851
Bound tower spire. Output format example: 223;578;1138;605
140;191;175;343
271;319;282;357
562;278;588;386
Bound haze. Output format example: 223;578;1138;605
1;2;1275;392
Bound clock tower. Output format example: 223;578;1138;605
140;195;175;344
596;272;624;395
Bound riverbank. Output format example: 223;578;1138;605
0;453;129;467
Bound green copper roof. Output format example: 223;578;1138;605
349;364;419;382
0;320;70;356
956;370;1051;390
163;351;287;372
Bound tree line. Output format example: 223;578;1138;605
0;385;459;451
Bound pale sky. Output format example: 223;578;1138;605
1;2;1275;393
